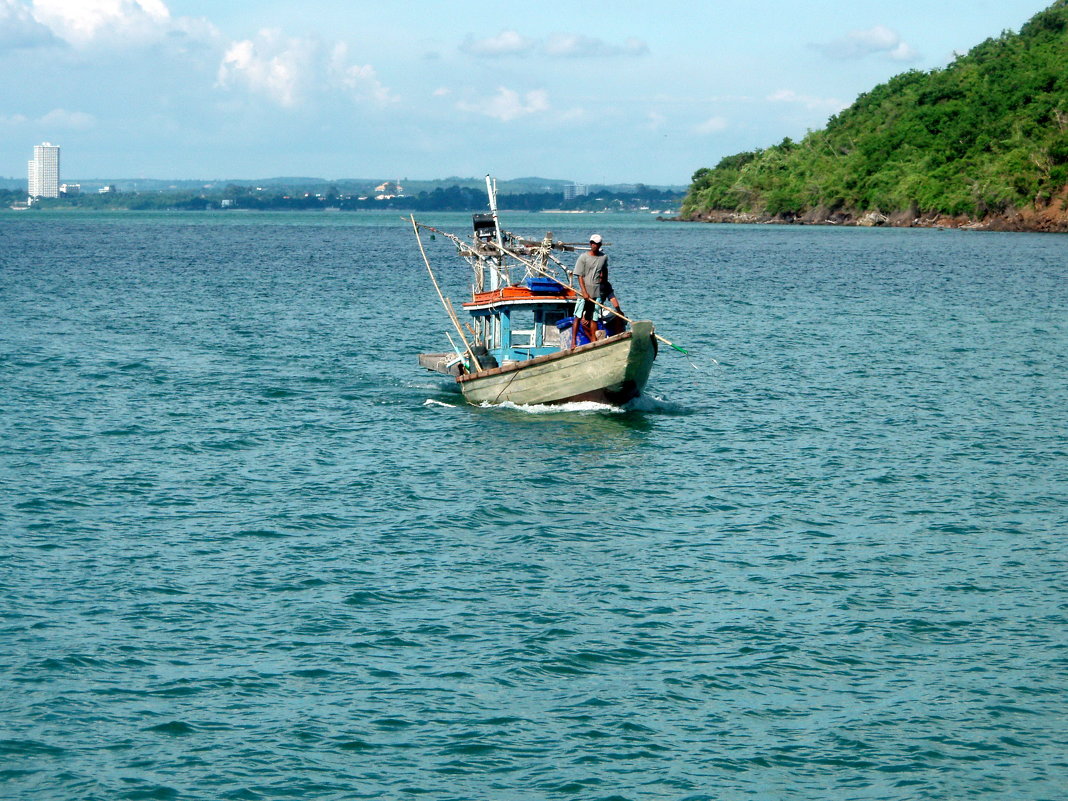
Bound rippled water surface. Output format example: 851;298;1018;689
2;211;1066;800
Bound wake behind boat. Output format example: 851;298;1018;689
413;177;660;407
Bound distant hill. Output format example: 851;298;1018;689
682;0;1068;231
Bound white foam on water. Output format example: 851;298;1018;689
479;400;624;415
474;392;690;415
623;393;687;413
423;399;457;408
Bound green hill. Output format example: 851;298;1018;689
682;0;1068;231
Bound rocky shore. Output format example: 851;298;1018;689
678;191;1068;233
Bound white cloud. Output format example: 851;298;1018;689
888;41;920;62
0;108;95;128
30;0;169;45
0;0;214;51
0;0;58;49
812;25;921;63
462;28;648;59
767;89;847;113
217;30;395;108
218;31;308;107
328;42;396;104
646;111;667;130
694;116;728;135
460;29;535;57
38;108;96;129
457;87;549;122
432;87;451;97
543;33;648;58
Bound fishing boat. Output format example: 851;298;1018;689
413;177;660;406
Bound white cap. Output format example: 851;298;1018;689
589;234;603;244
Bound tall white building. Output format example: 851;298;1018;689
563;183;588;201
28;142;60;199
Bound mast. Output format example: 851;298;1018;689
485;174;506;290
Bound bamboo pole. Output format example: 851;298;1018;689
410;215;480;369
444;331;464;360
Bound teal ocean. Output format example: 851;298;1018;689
1;211;1066;800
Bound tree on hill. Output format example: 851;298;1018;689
682;0;1068;226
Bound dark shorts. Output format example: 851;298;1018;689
578;296;596;320
577;281;616;321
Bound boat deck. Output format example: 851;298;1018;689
418;353;462;376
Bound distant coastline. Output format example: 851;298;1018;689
3;182;683;216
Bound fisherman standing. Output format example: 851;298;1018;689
572;234;608;346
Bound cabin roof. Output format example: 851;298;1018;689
463;284;576;312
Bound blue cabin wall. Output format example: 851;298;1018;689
470;304;571;363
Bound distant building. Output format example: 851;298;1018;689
563;183;588;201
28;142;60;199
60;183;80;196
374;180;404;196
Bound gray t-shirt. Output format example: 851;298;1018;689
573;252;608;296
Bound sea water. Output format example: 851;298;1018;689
1;211;1065;800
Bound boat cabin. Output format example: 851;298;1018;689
463;278;577;364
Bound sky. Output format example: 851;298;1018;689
0;0;1054;184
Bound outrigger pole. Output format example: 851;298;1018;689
410;215;480;369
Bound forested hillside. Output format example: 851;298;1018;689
682;0;1068;231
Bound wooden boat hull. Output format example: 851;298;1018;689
456;321;656;406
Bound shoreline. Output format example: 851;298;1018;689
675;200;1068;234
